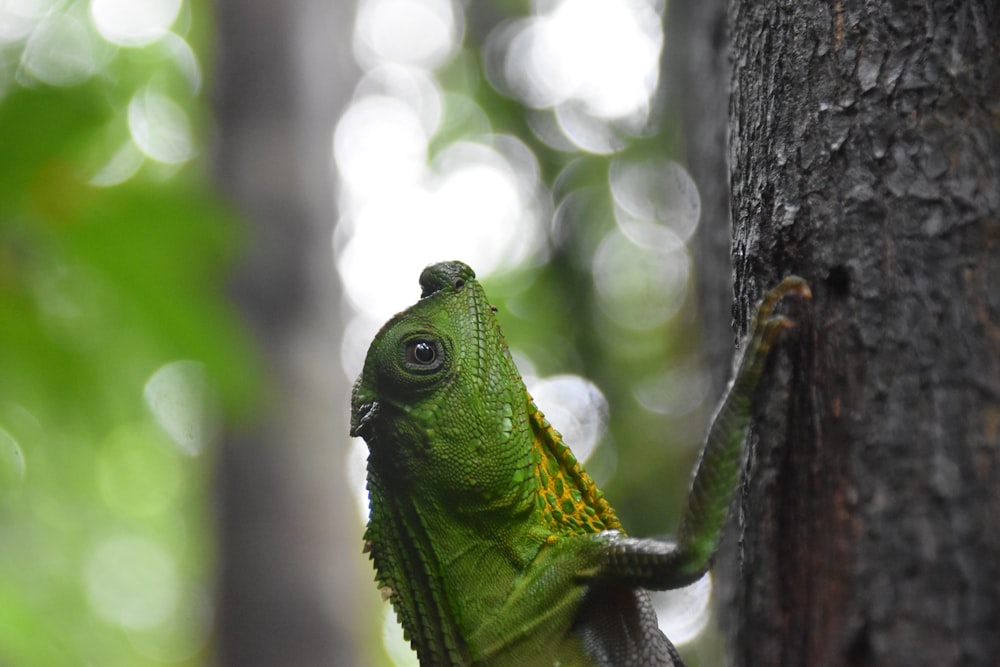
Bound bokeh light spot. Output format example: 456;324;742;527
354;0;461;69
347;437;371;526
592;224;689;330
127;86;194;164
0;0;55;43
90;140;145;187
633;358;710;417
85;534;180;630
528;374;608;464
90;0;182;47
554;102;627;155
611;158;701;241
161;31;202;94
334;95;430;204
337;139;541;322
354;64;443;137
502;17;575;110
651;572;713;645
143;360;209;456
20;10;101;86
495;0;662;120
383;605;420;666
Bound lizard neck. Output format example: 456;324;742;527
366;469;548;664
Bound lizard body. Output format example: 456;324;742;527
351;261;808;666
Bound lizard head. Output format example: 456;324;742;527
351;261;534;508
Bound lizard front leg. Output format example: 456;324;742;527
597;276;811;588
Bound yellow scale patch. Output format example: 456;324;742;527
527;398;623;537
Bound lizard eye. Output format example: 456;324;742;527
385;332;449;390
406;340;437;365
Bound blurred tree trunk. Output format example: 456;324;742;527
665;2;743;664
724;2;1000;666
666;0;734;395
210;1;370;665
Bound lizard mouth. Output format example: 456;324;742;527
350;399;380;439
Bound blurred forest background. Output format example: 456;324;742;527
0;0;732;665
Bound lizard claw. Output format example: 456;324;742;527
738;275;812;381
752;276;812;337
754;275;812;324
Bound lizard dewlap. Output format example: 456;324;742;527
351;260;809;666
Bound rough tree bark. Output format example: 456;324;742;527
211;2;370;665
726;2;1000;666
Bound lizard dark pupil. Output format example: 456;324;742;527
402;338;442;371
412;341;435;364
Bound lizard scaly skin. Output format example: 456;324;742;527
351;261;810;666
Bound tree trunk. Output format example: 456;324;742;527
728;2;1000;666
665;1;746;664
666;0;734;393
211;1;369;665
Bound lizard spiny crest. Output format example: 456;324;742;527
528;399;622;537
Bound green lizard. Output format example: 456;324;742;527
350;261;809;666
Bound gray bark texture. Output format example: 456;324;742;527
211;1;369;665
727;1;1000;666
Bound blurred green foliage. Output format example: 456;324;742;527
2;1;723;665
0;4;257;665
